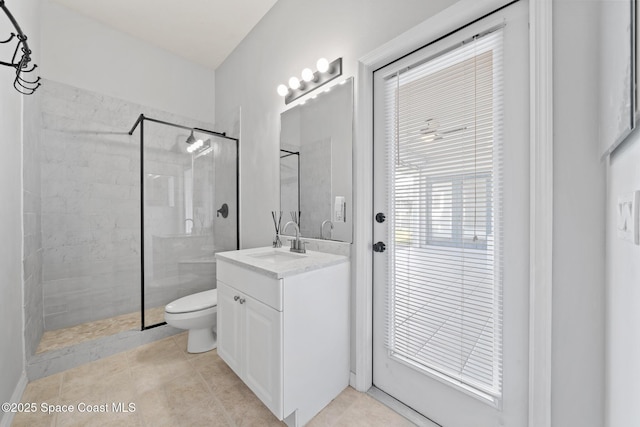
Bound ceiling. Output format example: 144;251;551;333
49;0;279;70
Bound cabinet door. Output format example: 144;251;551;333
217;282;243;375
243;295;283;418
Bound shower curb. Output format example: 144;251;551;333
26;324;181;381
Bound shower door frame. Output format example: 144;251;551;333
128;114;240;330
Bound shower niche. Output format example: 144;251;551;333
130;115;239;329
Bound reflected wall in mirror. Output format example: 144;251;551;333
599;0;636;155
280;77;353;242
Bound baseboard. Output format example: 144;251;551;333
0;372;28;427
349;371;357;389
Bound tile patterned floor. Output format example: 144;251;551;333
14;332;415;427
36;307;167;354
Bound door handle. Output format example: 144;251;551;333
373;242;386;253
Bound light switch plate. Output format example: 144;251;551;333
617;191;640;244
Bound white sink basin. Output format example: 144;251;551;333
248;249;306;263
216;246;348;279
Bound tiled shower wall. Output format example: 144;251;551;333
23;93;44;357
36;80;218;331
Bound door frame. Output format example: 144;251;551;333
350;1;553;426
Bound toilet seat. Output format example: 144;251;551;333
165;289;217;314
164;289;218;353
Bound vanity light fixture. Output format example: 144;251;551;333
277;84;289;97
301;68;315;82
186;138;206;154
316;58;329;73
288;76;301;90
276;57;342;105
194;142;213;158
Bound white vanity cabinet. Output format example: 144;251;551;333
215;248;350;427
217;279;283;414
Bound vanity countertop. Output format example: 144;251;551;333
215;246;348;279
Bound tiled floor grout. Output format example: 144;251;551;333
174;335;226;427
13;332;416;427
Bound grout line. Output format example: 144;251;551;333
182;341;237;427
325;388;362;427
53;373;63;427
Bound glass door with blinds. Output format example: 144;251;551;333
372;2;529;426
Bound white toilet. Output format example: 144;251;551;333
164;289;218;353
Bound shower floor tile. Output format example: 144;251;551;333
14;333;415;427
36;307;166;354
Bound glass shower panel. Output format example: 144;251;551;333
141;122;237;328
210;134;238;254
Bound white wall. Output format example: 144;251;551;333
40;1;215;124
606;133;640;427
214;0;456;249
0;0;40;418
22;84;43;359
553;1;606;426
0;60;27;422
602;1;640;423
217;2;609;425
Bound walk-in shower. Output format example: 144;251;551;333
36;106;238;354
128;114;239;330
19;81;239;380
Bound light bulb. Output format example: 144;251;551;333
301;68;314;82
316;58;329;73
289;76;300;90
277;84;289;96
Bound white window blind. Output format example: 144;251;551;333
383;28;504;400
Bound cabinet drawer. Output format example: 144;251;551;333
217;260;283;311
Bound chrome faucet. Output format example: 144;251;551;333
321;220;334;240
283;221;306;253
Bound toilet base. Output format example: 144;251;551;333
187;327;217;353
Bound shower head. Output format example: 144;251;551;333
185;130;196;145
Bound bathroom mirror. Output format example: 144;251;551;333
280;77;353;242
599;0;636;155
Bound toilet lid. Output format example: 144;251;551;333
165;289;218;314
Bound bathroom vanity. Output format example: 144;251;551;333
215;247;349;427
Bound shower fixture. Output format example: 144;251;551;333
186;130;197;145
0;0;40;94
216;203;229;218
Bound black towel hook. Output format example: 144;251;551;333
1;1;41;95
